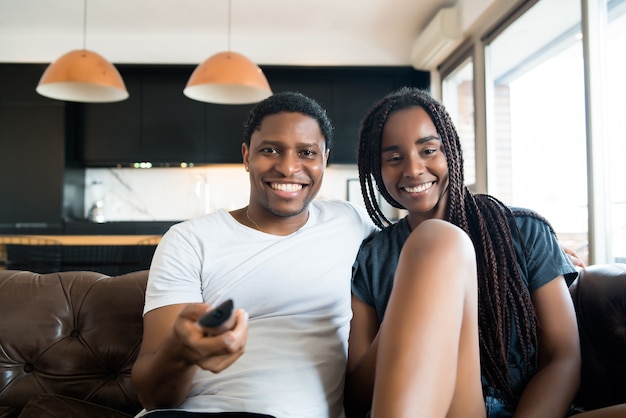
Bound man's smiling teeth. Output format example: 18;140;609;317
403;182;434;193
271;183;303;192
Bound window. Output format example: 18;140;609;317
442;58;476;188
605;0;626;261
485;0;589;263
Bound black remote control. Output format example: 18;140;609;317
198;299;236;335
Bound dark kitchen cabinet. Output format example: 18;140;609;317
82;71;142;164
82;67;206;166
142;69;205;162
0;102;65;230
204;102;252;163
330;75;396;164
0;64;65;232
77;65;428;166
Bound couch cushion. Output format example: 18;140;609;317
0;406;18;418
570;263;626;410
0;270;148;415
18;394;133;418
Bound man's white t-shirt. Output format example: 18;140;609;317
138;199;377;418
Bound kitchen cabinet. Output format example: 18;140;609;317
82;67;207;166
78;65;429;166
0;65;65;232
82;70;142;165
204;102;253;163
329;73;397;164
142;69;206;163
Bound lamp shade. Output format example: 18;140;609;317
184;51;272;104
36;49;128;103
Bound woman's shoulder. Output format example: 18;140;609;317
509;206;555;234
360;217;410;248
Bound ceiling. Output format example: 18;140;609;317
0;0;495;68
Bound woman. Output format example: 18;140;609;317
345;87;626;418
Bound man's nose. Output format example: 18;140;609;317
276;152;301;175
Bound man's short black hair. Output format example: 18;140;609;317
243;91;334;150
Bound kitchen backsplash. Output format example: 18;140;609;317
84;165;369;222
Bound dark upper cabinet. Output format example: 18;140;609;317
204;102;252;164
77;65;428;166
82;71;142;165
82;67;206;166
0;64;66;231
0;104;64;218
0;103;65;228
141;69;206;163
330;75;396;164
0;64;56;105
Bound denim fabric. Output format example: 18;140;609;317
484;388;515;418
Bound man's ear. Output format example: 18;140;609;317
242;142;249;171
324;149;330;165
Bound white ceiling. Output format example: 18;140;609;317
0;0;500;67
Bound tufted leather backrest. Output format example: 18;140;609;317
569;263;626;410
0;270;148;415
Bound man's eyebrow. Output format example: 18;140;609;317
255;139;324;149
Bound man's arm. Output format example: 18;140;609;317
131;303;249;410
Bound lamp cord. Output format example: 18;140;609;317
227;0;232;52
82;0;87;50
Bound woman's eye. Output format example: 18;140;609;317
384;154;402;163
423;148;437;156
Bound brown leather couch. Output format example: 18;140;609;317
0;270;147;418
0;264;625;417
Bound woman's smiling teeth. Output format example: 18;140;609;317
271;183;303;192
402;182;434;193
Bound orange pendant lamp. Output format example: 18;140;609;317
36;0;128;103
184;0;272;105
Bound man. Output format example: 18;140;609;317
131;92;377;418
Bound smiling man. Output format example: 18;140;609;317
131;92;377;418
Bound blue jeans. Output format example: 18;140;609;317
484;387;585;417
485;391;515;418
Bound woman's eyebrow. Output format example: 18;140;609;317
416;135;440;144
381;135;440;153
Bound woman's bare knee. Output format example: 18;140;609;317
399;219;477;285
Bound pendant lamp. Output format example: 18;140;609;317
36;0;128;103
184;0;272;105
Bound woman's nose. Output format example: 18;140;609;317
404;156;425;177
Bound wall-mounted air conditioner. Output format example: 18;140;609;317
410;7;462;71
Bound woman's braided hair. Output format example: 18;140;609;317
357;86;540;402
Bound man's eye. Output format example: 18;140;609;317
260;147;278;154
301;149;317;157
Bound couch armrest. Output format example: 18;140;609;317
0;270;148;415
